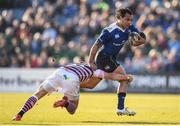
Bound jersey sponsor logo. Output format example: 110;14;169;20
115;34;120;39
112;40;126;46
113;43;123;46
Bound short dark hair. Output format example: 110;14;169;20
115;8;132;19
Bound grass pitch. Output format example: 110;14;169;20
0;93;180;126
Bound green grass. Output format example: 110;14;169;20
0;93;180;126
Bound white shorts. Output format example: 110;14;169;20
41;68;80;100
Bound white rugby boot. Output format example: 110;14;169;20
117;107;136;116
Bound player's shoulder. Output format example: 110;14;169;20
104;23;119;32
128;24;138;32
129;24;135;28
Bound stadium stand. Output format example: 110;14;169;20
0;0;179;74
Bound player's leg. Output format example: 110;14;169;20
54;96;79;114
96;53;135;115
96;53;126;112
12;86;48;121
113;66;127;110
113;66;136;116
53;70;80;114
12;69;62;121
53;86;80;115
66;99;79;114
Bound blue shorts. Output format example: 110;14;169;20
95;52;119;73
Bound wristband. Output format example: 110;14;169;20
94;69;105;78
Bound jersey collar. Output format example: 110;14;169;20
115;22;126;32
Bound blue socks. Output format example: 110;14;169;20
117;92;126;110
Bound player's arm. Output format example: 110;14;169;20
129;25;146;46
104;73;133;82
80;77;101;89
94;69;133;82
132;32;146;46
80;70;133;89
88;29;110;70
88;40;102;70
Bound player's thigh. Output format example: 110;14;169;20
63;80;80;101
96;53;119;72
113;65;126;75
39;69;63;93
34;88;48;99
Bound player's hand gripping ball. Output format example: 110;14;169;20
128;32;140;45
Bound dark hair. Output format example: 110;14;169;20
115;8;132;19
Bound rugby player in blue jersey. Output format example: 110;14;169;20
88;8;146;116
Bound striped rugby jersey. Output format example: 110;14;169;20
63;64;94;82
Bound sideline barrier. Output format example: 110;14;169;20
0;68;180;93
0;68;54;92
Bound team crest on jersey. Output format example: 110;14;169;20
115;34;120;39
63;74;70;80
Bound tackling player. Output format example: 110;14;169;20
12;63;133;121
88;8;146;116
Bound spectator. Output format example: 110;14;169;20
0;0;179;74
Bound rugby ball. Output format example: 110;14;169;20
128;32;139;45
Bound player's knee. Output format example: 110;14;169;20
34;89;48;99
38;85;43;90
114;66;126;75
68;110;76;115
67;107;77;115
66;101;77;115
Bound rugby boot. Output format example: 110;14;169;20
12;114;22;121
117;107;136;116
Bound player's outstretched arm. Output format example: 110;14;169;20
104;72;133;82
80;70;133;89
94;69;133;82
80;77;101;89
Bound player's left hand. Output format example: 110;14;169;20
126;74;133;82
132;34;145;46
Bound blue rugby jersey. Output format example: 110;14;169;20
97;23;139;57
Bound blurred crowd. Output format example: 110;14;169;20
0;0;179;73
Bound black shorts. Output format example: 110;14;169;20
95;52;119;73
